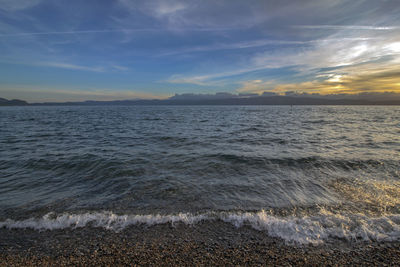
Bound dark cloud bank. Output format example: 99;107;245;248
2;92;400;106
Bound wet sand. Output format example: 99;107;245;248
1;221;399;266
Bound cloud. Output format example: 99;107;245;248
38;62;105;72
252;35;400;71
237;80;275;94
167;35;400;87
39;62;132;73
294;25;399;30
326;67;400;93
154;1;400;91
0;0;42;11
111;65;130;71
116;0;398;34
147;0;188;17
240;65;400;95
167;75;210;86
0;29;162;37
158;39;310;56
166;19;400;87
7;61;129;73
167;64;272;86
117;0;189;28
117;0;272;30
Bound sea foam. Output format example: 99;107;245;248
1;210;400;245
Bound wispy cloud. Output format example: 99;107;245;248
0;27;242;38
252;37;400;71
237;80;275;93
38;62;105;72
0;29;162;37
116;0;269;31
295;25;399;30
2;60;130;73
111;65;130;71
239;64;400;95
169;28;400;96
159;39;309;56
167;75;210;86
0;0;43;11
159;37;374;56
167;36;400;85
167;65;271;85
145;0;188;17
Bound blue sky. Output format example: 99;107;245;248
0;0;400;102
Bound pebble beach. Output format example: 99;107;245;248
1;221;399;266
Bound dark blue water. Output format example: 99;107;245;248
1;105;399;244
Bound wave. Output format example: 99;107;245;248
1;210;400;245
202;154;396;171
0;155;399;178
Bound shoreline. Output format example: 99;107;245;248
1;221;399;266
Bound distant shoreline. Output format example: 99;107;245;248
2;95;400;106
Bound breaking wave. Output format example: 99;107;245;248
1;210;400;245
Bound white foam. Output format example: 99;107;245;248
1;210;400;245
221;210;400;244
0;212;207;232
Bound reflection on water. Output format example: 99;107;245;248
332;178;400;215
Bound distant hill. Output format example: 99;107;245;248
29;95;400;106
0;98;28;106
2;95;400;106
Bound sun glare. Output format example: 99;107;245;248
327;74;343;83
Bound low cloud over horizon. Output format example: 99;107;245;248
1;0;399;101
4;90;400;104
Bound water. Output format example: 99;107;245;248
0;105;399;244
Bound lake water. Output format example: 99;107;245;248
1;105;399;244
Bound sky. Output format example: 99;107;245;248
0;0;400;102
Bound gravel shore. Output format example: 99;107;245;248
1;221;399;266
